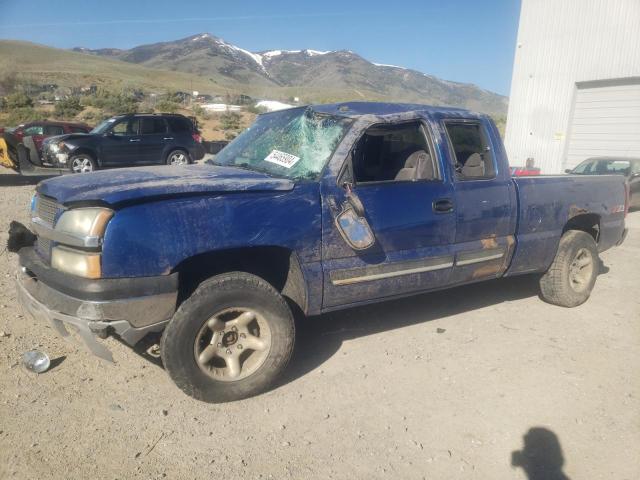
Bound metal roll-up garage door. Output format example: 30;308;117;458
564;77;640;169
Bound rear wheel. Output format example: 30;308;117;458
161;272;295;402
539;230;599;307
166;149;190;166
69;154;97;173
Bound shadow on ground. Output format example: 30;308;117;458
0;174;53;187
129;259;613;393
279;274;541;387
132;274;542;380
512;427;571;480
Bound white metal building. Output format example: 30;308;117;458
504;0;640;173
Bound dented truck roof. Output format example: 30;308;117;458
309;101;471;118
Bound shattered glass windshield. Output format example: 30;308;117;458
212;107;353;180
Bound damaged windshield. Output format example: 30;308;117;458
212;107;353;180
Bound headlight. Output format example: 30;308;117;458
51;246;101;279
55;208;113;240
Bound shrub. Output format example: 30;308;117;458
5;92;33;109
6;107;45;125
81;91;139;115
54;97;84;119
155;100;180;114
192;104;211;120
220;111;241;131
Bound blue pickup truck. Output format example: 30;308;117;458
12;103;628;402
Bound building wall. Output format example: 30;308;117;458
504;0;640;173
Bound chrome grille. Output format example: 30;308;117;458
36;237;52;261
36;195;59;227
34;195;59;262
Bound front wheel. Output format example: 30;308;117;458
539;230;599;307
161;272;295;402
69;154;97;173
166;149;190;166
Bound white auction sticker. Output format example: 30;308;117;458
264;150;300;169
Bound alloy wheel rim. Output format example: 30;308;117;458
169;152;187;165
569;247;594;293
193;307;272;382
72;157;93;173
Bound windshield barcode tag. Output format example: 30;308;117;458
264;150;300;169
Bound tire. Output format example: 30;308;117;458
539;230;599;307
69;154;97;173
161;272;295;403
166;149;190;166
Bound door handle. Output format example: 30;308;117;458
163;137;174;141
129;138;141;142
433;198;454;213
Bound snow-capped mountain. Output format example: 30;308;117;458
73;33;507;114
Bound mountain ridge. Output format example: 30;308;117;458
71;33;507;115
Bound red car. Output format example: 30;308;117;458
9;120;91;155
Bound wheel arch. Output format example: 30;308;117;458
563;212;601;243
70;148;99;165
172;246;309;316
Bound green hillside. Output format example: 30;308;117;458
0;40;248;96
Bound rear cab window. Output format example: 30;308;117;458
444;121;496;180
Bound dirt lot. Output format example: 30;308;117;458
0;168;638;479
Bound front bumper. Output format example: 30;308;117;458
16;255;178;362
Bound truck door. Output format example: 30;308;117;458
439;118;517;283
321;119;456;308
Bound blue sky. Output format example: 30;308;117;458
0;0;521;95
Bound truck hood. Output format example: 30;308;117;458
37;165;295;205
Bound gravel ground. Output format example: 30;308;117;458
0;168;638;479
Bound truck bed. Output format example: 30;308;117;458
507;174;627;275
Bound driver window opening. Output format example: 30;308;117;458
352;122;438;183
